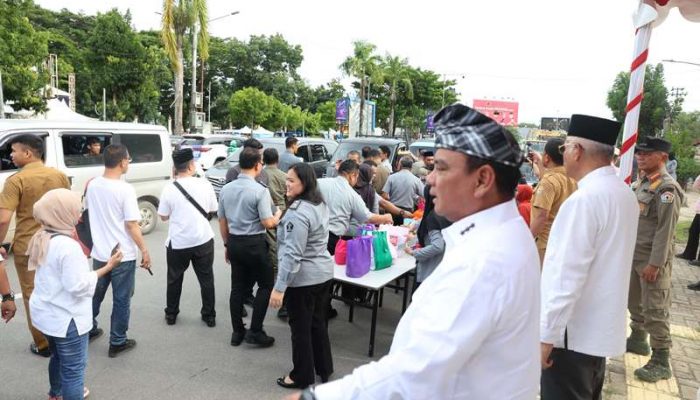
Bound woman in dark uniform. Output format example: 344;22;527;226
269;163;334;389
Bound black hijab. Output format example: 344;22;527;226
417;184;452;246
354;163;376;210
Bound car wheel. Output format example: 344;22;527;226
138;200;158;235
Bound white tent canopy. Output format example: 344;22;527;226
32;98;95;121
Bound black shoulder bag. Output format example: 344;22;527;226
173;181;213;221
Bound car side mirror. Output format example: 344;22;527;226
326;154;332;161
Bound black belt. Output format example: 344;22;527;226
228;233;266;239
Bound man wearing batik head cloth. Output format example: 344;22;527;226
289;104;541;400
540;115;639;400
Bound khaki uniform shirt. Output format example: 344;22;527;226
632;169;682;282
0;162;70;254
265;165;287;212
372;165;389;195
531;166;577;251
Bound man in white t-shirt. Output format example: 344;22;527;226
87;144;152;358
158;148;218;327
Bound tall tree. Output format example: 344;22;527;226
606;63;674;139
341;41;382;136
161;0;209;134
382;55;413;137
0;0;49;112
228;87;273;128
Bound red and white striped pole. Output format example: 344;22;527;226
618;1;660;184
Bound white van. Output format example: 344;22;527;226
0;120;173;245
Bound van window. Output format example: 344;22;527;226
115;134;163;163
0;132;49;171
310;144;327;162
61;134;111;168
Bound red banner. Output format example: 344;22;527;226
472;99;519;126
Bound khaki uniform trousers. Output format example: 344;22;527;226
628;260;672;349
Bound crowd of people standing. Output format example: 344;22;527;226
0;101;697;399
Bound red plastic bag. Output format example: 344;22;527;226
334;239;348;265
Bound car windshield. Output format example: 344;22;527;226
409;143;435;157
223;142;287;163
180;138;204;146
331;142;385;163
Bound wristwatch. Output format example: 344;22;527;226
1;290;15;302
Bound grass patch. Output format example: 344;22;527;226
676;219;691;245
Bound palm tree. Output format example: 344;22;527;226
161;0;209;134
340;41;382;136
383;55;413;137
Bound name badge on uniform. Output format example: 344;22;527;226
660;191;675;204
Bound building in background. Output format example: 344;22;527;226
336;97;377;138
472;99;519;126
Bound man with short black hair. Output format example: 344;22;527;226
280;136;303;172
158;148;218;327
361;146;372;160
85;137;102;157
529;138;577;264
540;115;639;399
383;156;424;225
367;149;388;195
346;150;361;164
411;150;435;181
219;147;282;348
89;144;153;358
379;145;392;172
292;104;541;400
0;134;70;357
225;138;269;185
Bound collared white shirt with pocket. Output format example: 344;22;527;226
314;200;541;400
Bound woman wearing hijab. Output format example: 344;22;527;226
28;189;123;400
405;184;452;287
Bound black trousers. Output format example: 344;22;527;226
540;348;606;400
228;234;273;333
165;239;215;319
286;280;334;387
680;214;700;259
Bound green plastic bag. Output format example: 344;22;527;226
372;230;392;270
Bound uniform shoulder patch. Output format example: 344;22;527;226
285;220;295;232
288;200;301;210
659;191;675;204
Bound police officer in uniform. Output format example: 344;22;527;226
627;137;683;383
219;147;282;348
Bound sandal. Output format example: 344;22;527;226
84;387;90;398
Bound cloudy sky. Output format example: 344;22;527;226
37;0;700;124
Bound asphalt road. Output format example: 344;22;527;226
0;220;409;400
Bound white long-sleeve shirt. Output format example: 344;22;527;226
30;235;98;338
315;200;541;400
541;166;639;357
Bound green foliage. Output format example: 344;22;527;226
228;87;273;128
0;0;49;111
666;111;700;184
606;63;674;139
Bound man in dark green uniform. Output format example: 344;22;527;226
626;137;683;383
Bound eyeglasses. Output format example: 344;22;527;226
558;142;581;155
124;157;133;163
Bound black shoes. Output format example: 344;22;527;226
108;339;137;358
165;314;177;325
244;330;275;347
29;343;51;358
276;376;305;389
688;281;700;291
202;316;216;327
327;308;338;320
88;328;103;342
230;329;247;347
689;260;700;267
277;305;288;319
676;252;693;260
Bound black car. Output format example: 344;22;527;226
325;137;408;177
205;137;338;196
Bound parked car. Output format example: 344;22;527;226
0;120;173;243
326;137;408;176
205;137;337;196
409;138;435;157
179;134;246;171
170;135;184;150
